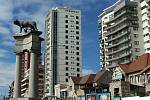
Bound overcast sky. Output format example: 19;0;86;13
0;0;117;86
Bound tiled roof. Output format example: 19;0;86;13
79;74;96;85
71;76;82;84
119;53;150;74
93;70;107;82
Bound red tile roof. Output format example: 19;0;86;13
119;53;150;74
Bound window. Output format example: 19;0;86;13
65;51;68;54
77;63;80;66
65;35;68;39
114;88;119;96
76;21;79;24
76;16;79;19
65;30;68;33
76;31;79;34
76;52;79;55
71;51;74;53
134;41;139;45
76;47;79;50
65;20;68;23
141;5;147;10
77;74;80;77
65;40;68;44
39;75;43;78
134;34;138;38
66;67;68;71
76;57;79;61
66;78;68;82
76;26;79;29
135;48;140;52
144;33;149;37
65;15;68;18
77;68;80;72
76;42;79;45
76;36;79;40
65;25;68;28
70;20;74;22
71;62;74;64
65;46;68;49
66;62;69;65
133;27;138;31
65;56;68;60
70;25;74;27
66;73;69;76
71;46;74;48
71;41;74;44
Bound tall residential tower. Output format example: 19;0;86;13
99;0;144;69
139;0;150;53
45;7;82;96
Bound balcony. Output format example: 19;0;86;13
107;51;132;62
107;44;132;55
106;30;129;42
105;24;128;36
106;10;127;24
106;37;130;49
106;17;127;30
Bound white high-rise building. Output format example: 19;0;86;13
139;0;150;53
45;7;82;96
99;0;145;69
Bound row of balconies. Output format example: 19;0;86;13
105;23;128;36
105;30;129;42
107;43;132;55
106;17;127;30
106;8;137;24
107;51;132;62
106;37;130;49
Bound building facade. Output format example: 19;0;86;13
99;0;144;68
45;7;82;96
139;0;150;53
110;53;150;98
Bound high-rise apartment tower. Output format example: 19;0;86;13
139;0;150;53
99;0;144;69
45;7;82;96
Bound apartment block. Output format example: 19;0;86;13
139;0;150;52
45;7;82;95
99;0;144;68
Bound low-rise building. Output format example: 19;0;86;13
54;71;112;100
110;53;150;99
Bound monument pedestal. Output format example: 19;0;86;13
9;98;41;100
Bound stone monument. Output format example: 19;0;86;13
10;19;44;100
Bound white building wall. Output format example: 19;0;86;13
140;0;150;53
45;7;82;96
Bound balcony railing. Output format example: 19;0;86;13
105;30;129;42
106;37;130;49
105;24;128;36
106;17;127;30
107;44;132;55
107;51;132;62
